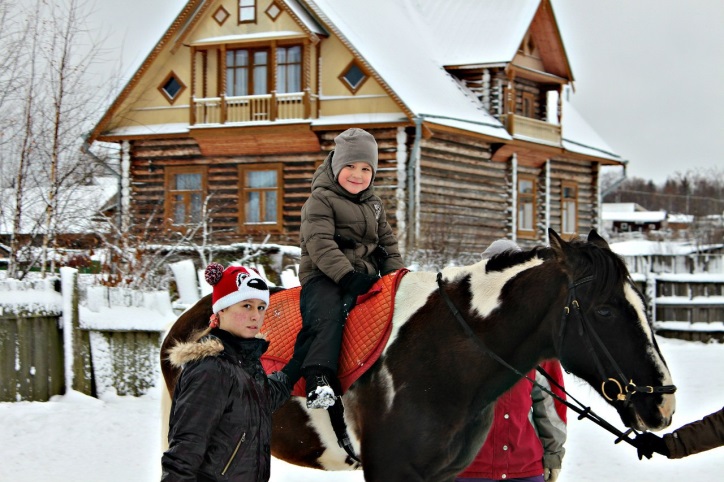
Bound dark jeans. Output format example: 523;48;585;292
289;275;356;378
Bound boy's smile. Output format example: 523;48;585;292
338;161;373;195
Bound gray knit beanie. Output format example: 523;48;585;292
331;128;378;179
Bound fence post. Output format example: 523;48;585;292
60;267;93;395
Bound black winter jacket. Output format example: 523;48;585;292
162;329;291;482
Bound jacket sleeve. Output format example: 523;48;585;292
664;406;724;459
266;371;292;413
375;204;405;275
161;360;230;481
531;361;568;469
301;193;354;283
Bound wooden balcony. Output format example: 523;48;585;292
505;114;561;145
191;90;317;125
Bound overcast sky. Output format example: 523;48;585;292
89;0;723;184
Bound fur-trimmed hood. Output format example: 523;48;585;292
167;336;224;368
166;330;268;368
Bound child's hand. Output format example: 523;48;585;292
340;271;379;297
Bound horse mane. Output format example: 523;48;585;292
566;237;632;308
483;239;633;309
484;245;551;273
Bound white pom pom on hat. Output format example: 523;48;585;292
204;262;270;313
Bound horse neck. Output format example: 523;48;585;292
464;259;568;404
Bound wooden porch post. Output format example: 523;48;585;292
220;45;227;124
190;47;196;126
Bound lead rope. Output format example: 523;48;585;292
436;272;640;446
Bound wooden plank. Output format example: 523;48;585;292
32;317;50;401
0;318;18;402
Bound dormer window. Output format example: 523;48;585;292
158;72;186;104
239;0;256;24
340;60;368;93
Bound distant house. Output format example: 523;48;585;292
0;178;118;250
89;0;623;256
602;203;667;235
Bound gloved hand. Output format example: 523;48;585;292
634;432;669;460
339;271;379;298
544;467;560;482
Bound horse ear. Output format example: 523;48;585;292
587;229;610;249
548;228;570;260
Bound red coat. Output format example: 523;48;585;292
458;361;567;480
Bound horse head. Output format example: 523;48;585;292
549;228;676;432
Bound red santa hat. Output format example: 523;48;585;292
204;263;270;314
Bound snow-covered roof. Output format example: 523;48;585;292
191;31;304;46
414;0;540;66
602;203;647;213
307;0;511;140
0;178;118;235
610;240;724;256
601;210;667;223
561;99;621;161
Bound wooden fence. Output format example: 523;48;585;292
0;269;171;402
626;253;724;342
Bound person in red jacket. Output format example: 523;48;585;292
456;360;568;482
457;240;567;482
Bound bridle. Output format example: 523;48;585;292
559;275;677;405
435;271;677;446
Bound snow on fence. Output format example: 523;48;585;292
0;278;65;402
628;259;724;342
0;269;175;402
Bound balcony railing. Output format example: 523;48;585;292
505;114;561;145
191;91;317;125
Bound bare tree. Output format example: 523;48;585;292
1;0;111;278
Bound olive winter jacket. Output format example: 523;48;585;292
664;406;724;459
298;151;404;286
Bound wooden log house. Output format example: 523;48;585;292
89;0;623;258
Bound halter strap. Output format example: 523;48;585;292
563;276;676;404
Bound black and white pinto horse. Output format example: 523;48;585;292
162;229;676;482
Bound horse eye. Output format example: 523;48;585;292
596;307;612;317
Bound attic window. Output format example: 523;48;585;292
158;72;186;104
213;6;230;25
265;2;281;21
239;0;256;24
339;60;368;94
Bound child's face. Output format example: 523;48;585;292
219;299;267;339
338;161;373;195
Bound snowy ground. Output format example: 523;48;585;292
1;337;721;482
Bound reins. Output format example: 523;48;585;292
435;271;675;447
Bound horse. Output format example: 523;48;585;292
160;229;676;482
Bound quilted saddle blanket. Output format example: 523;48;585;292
261;269;409;396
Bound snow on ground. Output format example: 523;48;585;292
0;337;721;482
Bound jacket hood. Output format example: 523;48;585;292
166;330;268;368
312;151;375;201
167;336;223;368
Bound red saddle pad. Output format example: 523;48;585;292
261;269;409;396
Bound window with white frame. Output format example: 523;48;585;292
239;164;283;231
561;182;578;234
517;176;536;236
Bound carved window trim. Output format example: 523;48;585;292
158;71;186;105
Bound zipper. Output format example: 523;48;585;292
221;432;245;476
